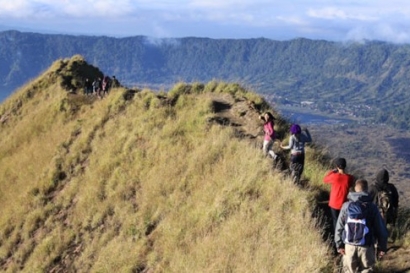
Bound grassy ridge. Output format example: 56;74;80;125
0;56;408;272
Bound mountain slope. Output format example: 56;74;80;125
1;56;409;273
0;56;335;272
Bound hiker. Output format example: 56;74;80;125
323;158;355;234
335;179;388;273
93;77;103;98
280;124;312;184
111;75;120;88
84;78;93;95
102;75;111;96
259;112;278;160
92;78;100;95
369;168;399;226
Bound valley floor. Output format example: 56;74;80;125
278;106;410;207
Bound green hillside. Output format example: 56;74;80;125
0;56;409;272
3;31;410;129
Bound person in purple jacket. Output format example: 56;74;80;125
280;124;312;184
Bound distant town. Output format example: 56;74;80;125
261;93;374;125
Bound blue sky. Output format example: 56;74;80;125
1;0;410;43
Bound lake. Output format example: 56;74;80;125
278;108;355;125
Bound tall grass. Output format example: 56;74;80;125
0;59;396;272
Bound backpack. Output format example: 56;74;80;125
377;188;393;223
344;201;369;246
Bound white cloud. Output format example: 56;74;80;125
0;0;135;18
143;36;180;47
276;15;307;26
0;0;37;17
3;0;410;42
188;0;252;9
307;7;378;21
347;23;410;43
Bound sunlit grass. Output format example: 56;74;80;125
0;56;407;272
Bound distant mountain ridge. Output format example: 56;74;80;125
2;30;410;128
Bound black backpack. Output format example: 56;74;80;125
376;187;394;223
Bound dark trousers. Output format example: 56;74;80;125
330;208;340;235
290;154;305;184
330;207;341;253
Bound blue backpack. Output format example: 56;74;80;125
344;201;369;246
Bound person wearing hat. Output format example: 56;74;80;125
323;158;355;237
369;168;399;225
259;112;278;160
280;123;312;185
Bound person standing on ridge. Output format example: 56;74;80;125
111;75;120;88
92;78;101;96
102;75;111;96
280;124;312;185
335;179;388;273
84;78;93;95
323;158;355;235
259;112;278;160
369;168;399;226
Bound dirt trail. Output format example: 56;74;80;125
208;93;263;140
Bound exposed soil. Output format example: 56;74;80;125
208;93;263;139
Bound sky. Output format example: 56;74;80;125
1;0;410;43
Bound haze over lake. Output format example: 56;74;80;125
278;108;355;125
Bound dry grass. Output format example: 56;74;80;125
0;56;407;273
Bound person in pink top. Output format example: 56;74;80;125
259;112;277;160
323;158;355;233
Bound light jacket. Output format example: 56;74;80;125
281;129;312;154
